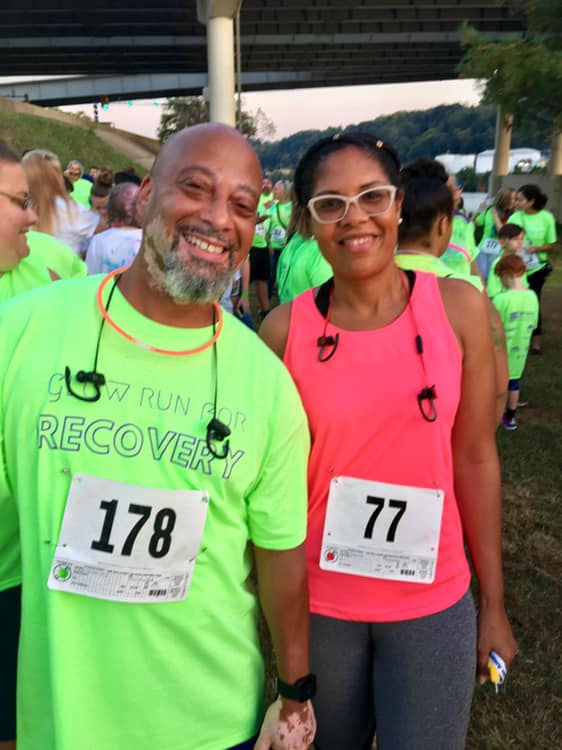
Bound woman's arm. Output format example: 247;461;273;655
259;302;292;359
439;279;518;682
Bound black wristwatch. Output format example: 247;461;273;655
277;673;317;702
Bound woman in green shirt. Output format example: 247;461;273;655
508;184;558;354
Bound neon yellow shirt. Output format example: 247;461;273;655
27;230;87;279
0;276;309;750
277;233;332;303
395;251;483;292
71;177;93;208
268;201;292;250
493;289;539;378
508;210;557;274
441;213;478;275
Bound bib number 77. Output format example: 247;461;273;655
320;476;444;584
364;496;407;543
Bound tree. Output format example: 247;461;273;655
458;1;562;129
157;96;275;142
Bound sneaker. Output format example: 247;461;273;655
501;416;518;431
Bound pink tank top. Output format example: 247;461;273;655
284;272;470;622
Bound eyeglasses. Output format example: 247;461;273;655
308;185;397;224
0;190;33;211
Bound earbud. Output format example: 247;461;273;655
76;370;106;386
207;417;231;442
317;333;340;363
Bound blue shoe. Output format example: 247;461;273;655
502;416;517;431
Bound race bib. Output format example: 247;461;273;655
320;476;444;584
522;248;540;270
271;225;286;244
481;238;500;255
48;474;209;603
255;221;267;238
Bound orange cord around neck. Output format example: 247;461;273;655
96;266;223;356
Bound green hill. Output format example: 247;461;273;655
0;107;147;174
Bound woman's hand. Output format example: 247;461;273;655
476;601;518;684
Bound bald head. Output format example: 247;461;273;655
152;123;261;185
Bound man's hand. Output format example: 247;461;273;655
254;697;316;750
236;295;250;316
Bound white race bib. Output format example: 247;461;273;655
255;221;267;238
481;238;500;255
320;476;444;584
48;474;209;603
522;248;540;270
271;225;286;244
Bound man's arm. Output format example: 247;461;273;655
254;543;316;749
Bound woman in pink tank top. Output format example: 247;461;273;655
260;133;517;750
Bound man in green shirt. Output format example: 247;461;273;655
65;159;93;208
0;125;315;750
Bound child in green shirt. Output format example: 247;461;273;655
492;254;539;430
486;223;528;299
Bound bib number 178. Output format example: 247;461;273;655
91;499;176;559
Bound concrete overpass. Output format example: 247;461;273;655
0;1;526;106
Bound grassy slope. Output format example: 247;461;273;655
0;108;147;174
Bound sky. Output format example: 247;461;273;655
52;78;482;141
0;75;482;141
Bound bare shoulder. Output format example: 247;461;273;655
437;277;489;349
258;302;292;359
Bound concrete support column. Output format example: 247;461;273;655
549;129;562;176
488;106;513;195
197;1;241;126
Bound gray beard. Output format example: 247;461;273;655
143;217;235;304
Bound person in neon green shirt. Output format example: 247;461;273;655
250;178;274;321
440;175;481;281
474;187;516;278
65;159;93;208
492;254;539;430
0;140;54;750
508;184;558;354
396;158;507;424
277;231;332;303
268;180;292;296
395;160;482;292
486;224;529;300
27;230;87;279
0;125;316;750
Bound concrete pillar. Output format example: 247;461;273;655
488;106;513;195
549;129;562;176
197;1;241;127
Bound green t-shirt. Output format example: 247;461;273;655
277;233;332;303
27;230;88;280
442;213;478;275
492;289;539;378
508;209;557;274
268;201;292;250
0;253;54;590
71;177;93;208
253;193;274;249
486;254;529;300
395;251;483;292
0;252;52;305
0;276;309;750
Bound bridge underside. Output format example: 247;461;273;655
0;1;526;104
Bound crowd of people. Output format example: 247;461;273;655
0;123;558;750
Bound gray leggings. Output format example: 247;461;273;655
311;591;476;750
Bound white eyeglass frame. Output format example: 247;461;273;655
307;185;398;224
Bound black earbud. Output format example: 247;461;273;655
65;366;106;403
317;333;339;362
417;386;437;423
206;417;231;459
76;370;106;386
